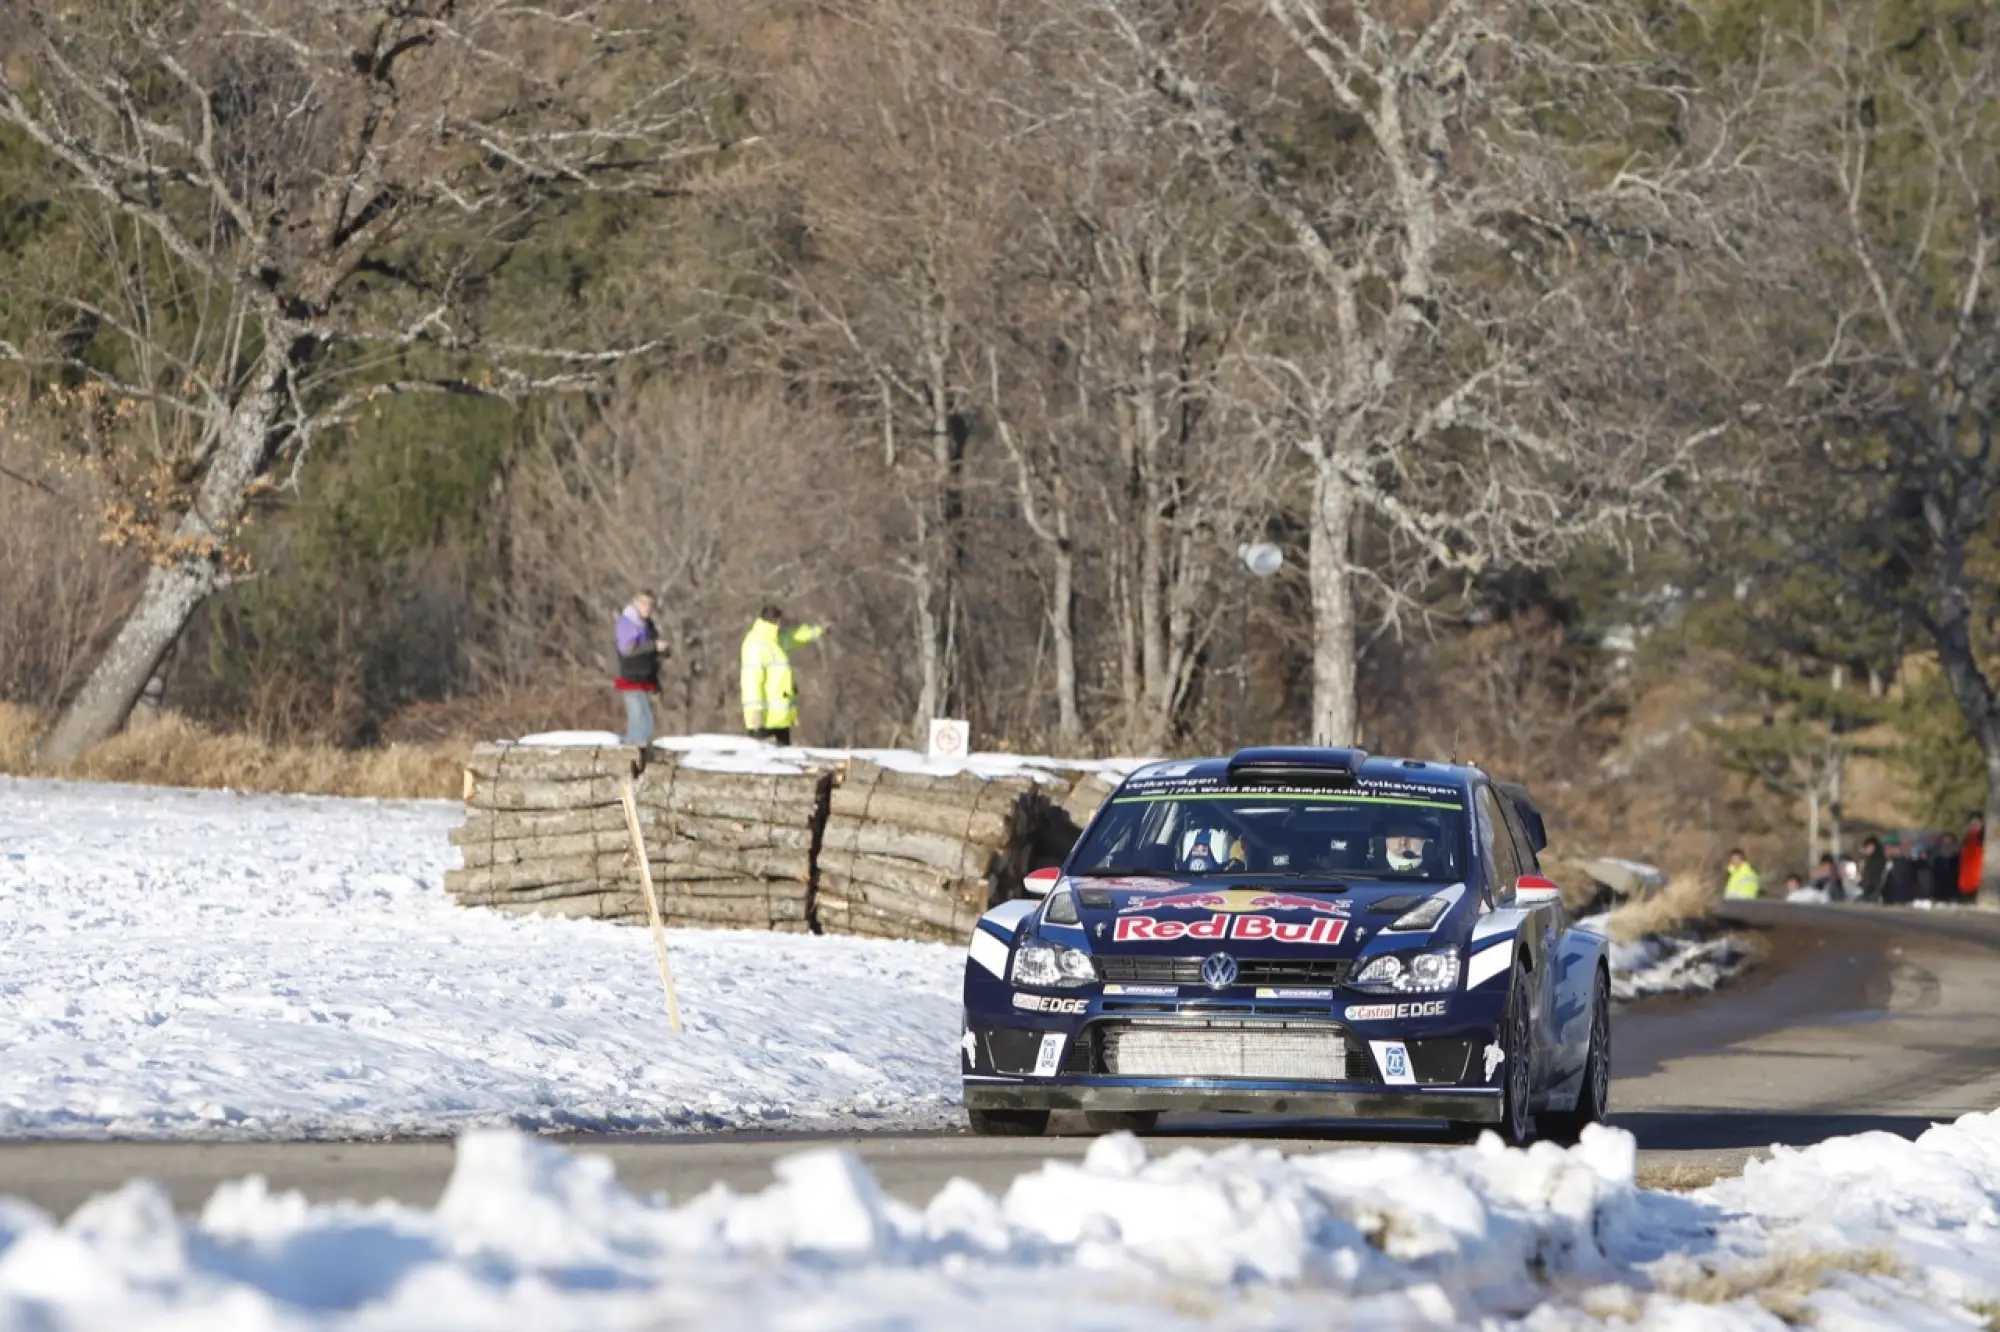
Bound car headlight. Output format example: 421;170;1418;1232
1385;895;1450;932
1013;941;1098;988
1351;950;1461;994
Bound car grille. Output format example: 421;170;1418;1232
1100;1019;1348;1080
1096;957;1354;987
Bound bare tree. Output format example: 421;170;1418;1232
1750;0;2000;898
0;0;735;763
1091;0;1745;744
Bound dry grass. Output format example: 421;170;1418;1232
0;702;466;800
1635;1158;1747;1191
1660;1247;1902;1323
1600;873;1721;944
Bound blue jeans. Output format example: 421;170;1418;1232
621;691;655;746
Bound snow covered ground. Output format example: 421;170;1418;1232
2;1114;1999;1329
0;777;963;1138
1607;930;1755;1003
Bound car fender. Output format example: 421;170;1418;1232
1466;907;1530;990
966;900;1036;982
1540;922;1611;1112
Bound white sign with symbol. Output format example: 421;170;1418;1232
927;718;970;762
1033;1033;1065;1077
1371;1040;1417;1085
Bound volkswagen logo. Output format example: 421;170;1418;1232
1200;952;1239;990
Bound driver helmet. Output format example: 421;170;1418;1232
1180;825;1247;873
1382;818;1435;872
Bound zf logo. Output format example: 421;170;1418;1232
1385;1047;1408;1078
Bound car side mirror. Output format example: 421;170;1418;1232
1515;874;1563;908
1024;867;1061;897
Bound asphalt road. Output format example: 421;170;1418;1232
4;899;1998;1215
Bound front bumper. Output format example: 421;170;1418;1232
963;1078;1503;1122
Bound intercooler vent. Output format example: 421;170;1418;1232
1101;1020;1347;1081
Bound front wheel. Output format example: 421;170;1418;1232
1539;968;1610;1145
1497;963;1538;1146
1083;1110;1159;1135
967;1107;1050;1137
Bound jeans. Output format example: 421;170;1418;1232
750;727;792;745
621;691;655;746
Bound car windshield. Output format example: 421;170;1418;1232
1071;785;1470;884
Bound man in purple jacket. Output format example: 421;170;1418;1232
613;592;664;745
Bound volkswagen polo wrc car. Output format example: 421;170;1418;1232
959;747;1610;1143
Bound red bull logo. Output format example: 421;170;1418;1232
1123;890;1230;912
1244;892;1352;916
1114;915;1348;945
1121;887;1351;915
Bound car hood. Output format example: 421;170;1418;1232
1057;874;1469;957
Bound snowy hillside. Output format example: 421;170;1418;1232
0;777;962;1137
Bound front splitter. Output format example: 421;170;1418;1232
963;1080;1503;1122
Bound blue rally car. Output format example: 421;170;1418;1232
960;747;1611;1144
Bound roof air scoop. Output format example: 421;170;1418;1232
1226;746;1369;788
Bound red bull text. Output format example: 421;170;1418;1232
1113;915;1349;945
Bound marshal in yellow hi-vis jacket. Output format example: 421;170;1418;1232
740;605;825;742
1723;850;1761;900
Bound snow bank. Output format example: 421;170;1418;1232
517;729;1156;783
1607;931;1754;1003
0;777;962;1138
8;1113;2000;1330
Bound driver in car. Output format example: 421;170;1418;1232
1179;824;1248;873
1381;819;1438;875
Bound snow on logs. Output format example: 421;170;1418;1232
444;742;1127;941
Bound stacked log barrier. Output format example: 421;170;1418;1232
446;743;828;931
815;760;1047;942
445;743;1130;939
620;761;828;932
446;743;646;922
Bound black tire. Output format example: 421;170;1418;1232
1083;1110;1160;1135
967;1107;1050;1137
1539;968;1611;1146
1497;963;1538;1147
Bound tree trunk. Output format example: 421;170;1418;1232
40;342;290;767
1805;786;1821;875
1050;530;1081;749
1308;461;1359;747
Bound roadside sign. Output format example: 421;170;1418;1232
928;718;970;762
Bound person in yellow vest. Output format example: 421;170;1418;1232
740;604;826;745
1723;847;1762;900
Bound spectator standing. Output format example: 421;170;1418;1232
1857;835;1887;902
1958;813;1986;900
1883;843;1920;904
1931;833;1962;903
1809;853;1845;902
613;592;664;747
740;604;826;746
1724;848;1762;900
1782;872;1805;898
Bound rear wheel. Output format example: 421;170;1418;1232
1497;964;1538;1147
1083;1110;1160;1135
1539;969;1610;1145
967;1107;1049;1137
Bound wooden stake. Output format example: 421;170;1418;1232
620;779;683;1031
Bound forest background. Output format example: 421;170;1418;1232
0;0;1995;887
